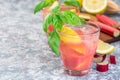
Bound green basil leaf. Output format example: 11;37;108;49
64;0;80;7
48;30;60;56
52;14;63;31
43;14;53;32
34;1;49;14
50;6;60;13
59;14;70;24
61;11;75;24
61;10;86;25
34;0;57;14
45;0;55;4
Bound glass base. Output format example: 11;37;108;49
64;68;90;76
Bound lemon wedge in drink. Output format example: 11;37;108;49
96;40;115;54
82;0;108;14
59;26;81;43
74;60;87;70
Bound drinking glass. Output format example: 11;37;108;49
59;24;100;76
41;4;79;19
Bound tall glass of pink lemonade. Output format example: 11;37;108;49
59;24;100;76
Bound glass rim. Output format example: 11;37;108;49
58;24;100;37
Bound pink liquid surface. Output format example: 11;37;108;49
59;26;99;71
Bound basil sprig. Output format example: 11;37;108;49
48;30;60;56
64;0;81;7
60;10;86;25
43;6;86;56
43;6;62;32
34;0;56;14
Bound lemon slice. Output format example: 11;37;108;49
69;42;86;55
96;40;114;54
74;60;87;70
59;26;81;43
82;0;108;14
78;0;82;8
73;46;85;54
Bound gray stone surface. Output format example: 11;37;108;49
0;0;120;80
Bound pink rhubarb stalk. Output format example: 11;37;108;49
96;14;120;29
88;21;120;37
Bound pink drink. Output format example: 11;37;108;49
59;24;100;76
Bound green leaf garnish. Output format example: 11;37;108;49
52;14;63;31
43;11;63;33
45;0;56;4
50;6;60;13
34;0;57;14
61;10;86;25
48;30;60;56
43;14;53;32
64;0;80;7
34;1;49;14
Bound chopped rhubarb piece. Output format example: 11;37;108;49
93;54;106;63
93;56;103;63
96;61;109;72
110;55;116;64
96;14;120;29
102;55;107;62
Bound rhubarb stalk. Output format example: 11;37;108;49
96;61;109;72
110;55;116;64
88;21;120;37
96;14;120;29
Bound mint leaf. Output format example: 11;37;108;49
61;10;86;25
43;14;53;32
64;0;80;7
34;1;49;14
50;6;60;13
52;14;63;31
48;30;60;56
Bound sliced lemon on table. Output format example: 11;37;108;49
59;26;81;43
96;40;115;54
82;0;108;14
